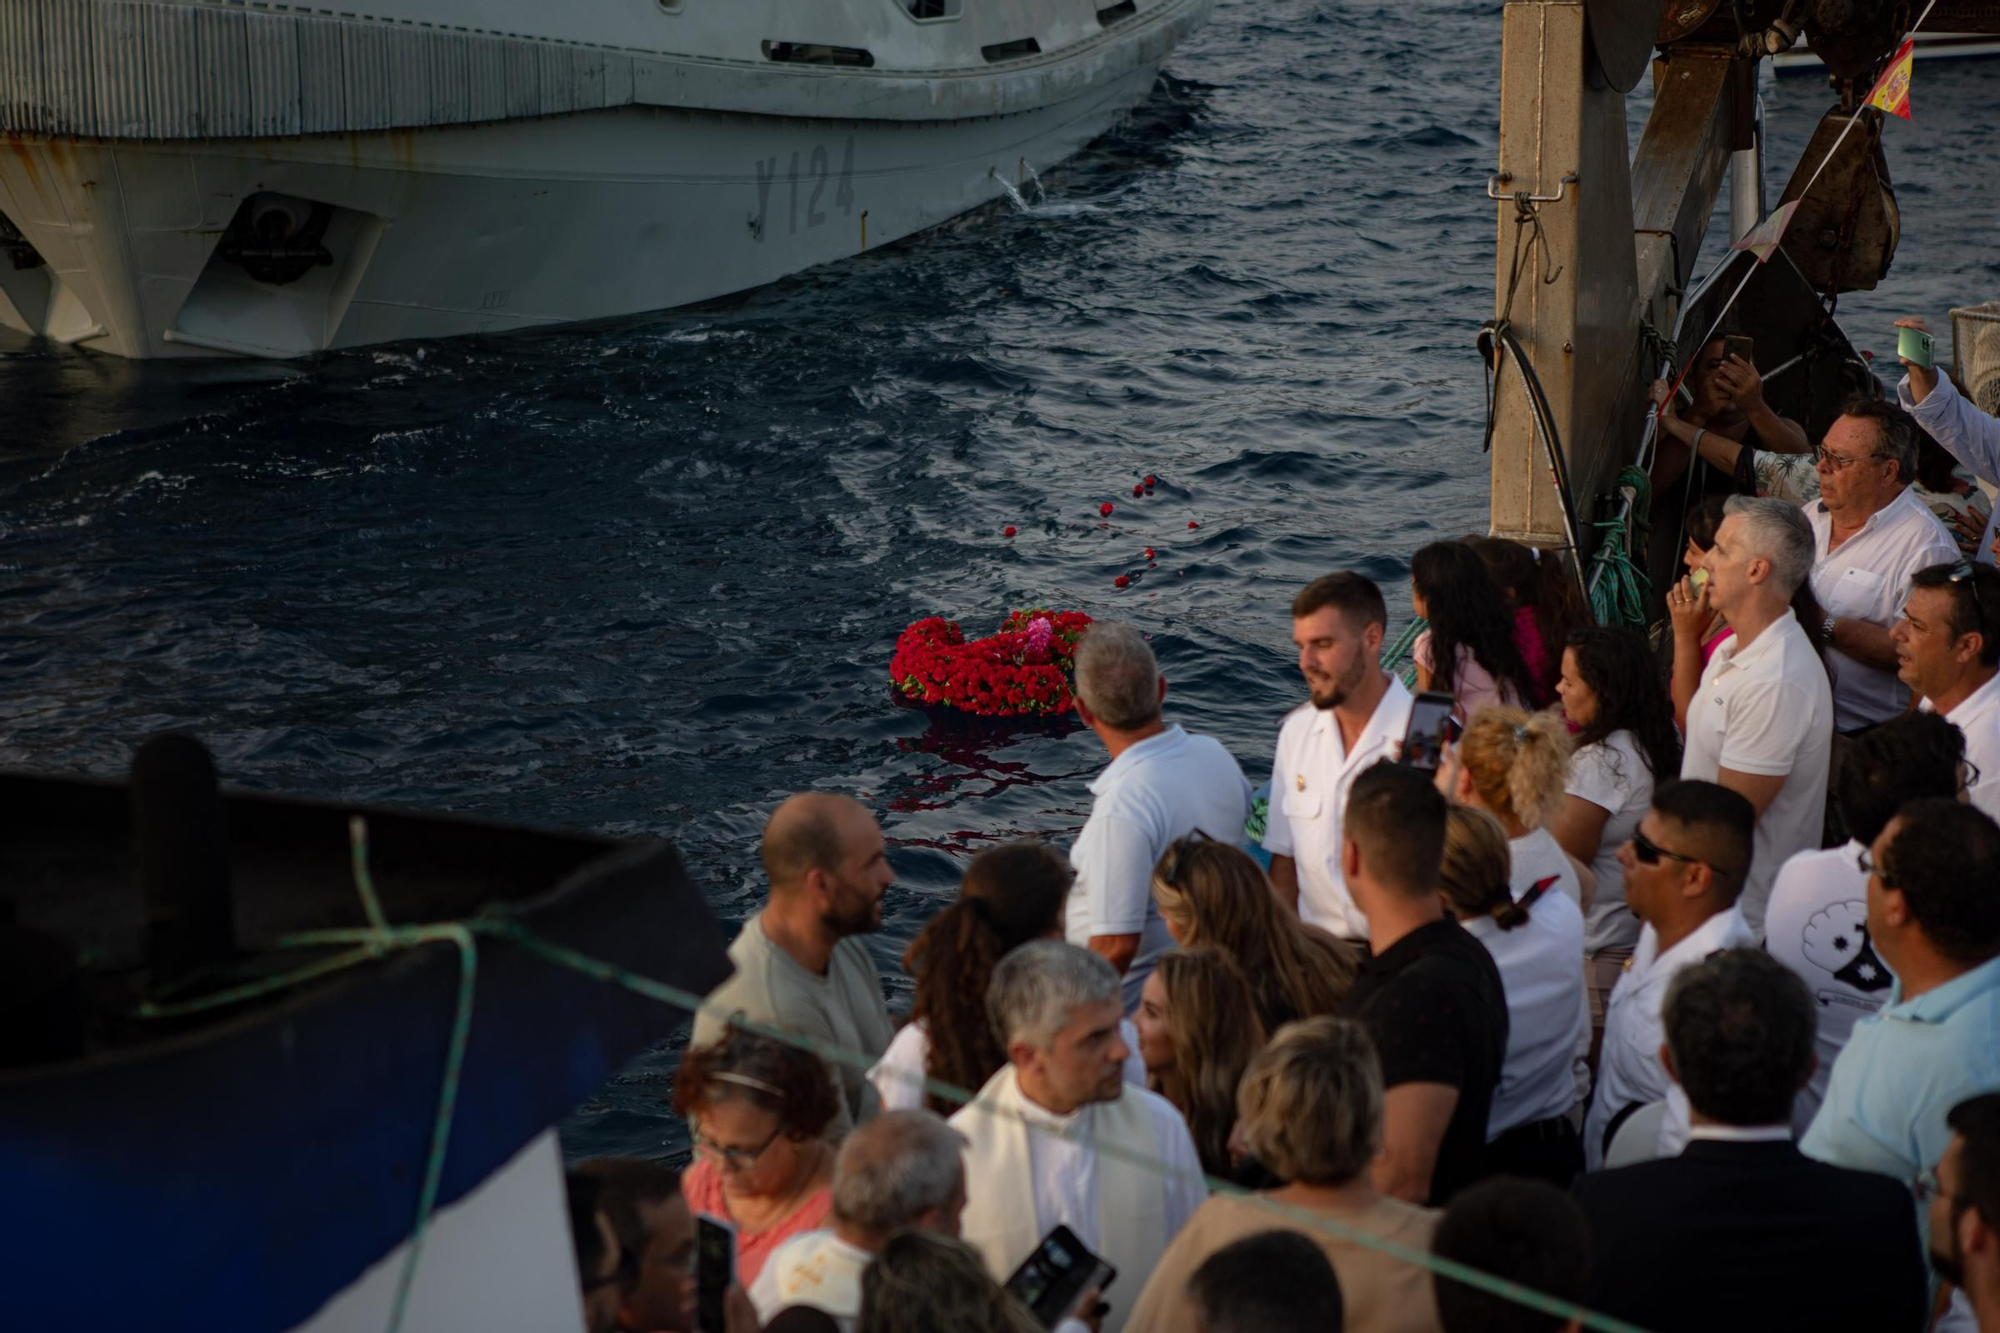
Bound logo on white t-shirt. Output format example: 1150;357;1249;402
1798;900;1894;1006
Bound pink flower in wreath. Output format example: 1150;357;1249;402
1025;616;1054;656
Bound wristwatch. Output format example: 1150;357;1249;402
1823;613;1838;640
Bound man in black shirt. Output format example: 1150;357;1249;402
1339;761;1508;1206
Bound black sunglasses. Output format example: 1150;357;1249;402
1629;826;1743;878
1157;829;1218;889
1947;560;1988;630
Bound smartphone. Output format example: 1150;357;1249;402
1723;333;1755;366
1003;1225;1117;1328
1400;690;1459;772
1899;325;1936;370
695;1214;735;1333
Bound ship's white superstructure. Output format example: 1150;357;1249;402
0;0;1210;358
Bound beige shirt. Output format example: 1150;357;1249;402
1123;1191;1443;1333
691;917;894;1141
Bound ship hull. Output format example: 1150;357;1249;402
0;61;1161;359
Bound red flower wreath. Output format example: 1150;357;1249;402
890;609;1094;717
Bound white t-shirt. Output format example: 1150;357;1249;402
1806;487;1959;731
1763;841;1898;1133
1586;904;1757;1169
1262;677;1415;940
750;1230;871;1329
1563;730;1654;954
1067;725;1252;1013
1463;888;1588;1138
1680;610;1833;936
1508;826;1582;911
867;1017;1147;1112
1922;672;2000;823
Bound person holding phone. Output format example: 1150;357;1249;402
1898;314;2000;567
1646;334;1810;490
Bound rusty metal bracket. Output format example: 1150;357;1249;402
1487;170;1580;203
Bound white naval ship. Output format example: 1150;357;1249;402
0;0;1210;359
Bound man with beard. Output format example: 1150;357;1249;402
1264;572;1414;940
695;793;896;1140
1930;1094;2000;1332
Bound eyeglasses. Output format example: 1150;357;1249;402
1966;758;1984;792
1946;560;1989;631
1156;829;1217;890
692;1120;786;1173
1629;827;1701;867
1858;847;1900;889
1812;443;1888;472
1915;1166;1965;1208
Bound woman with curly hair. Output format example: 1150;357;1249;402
1550;626;1684;1054
1133;947;1267;1177
1465;535;1591;708
867;841;1142;1114
672;1028;841;1287
1149;837;1357;1034
1410;541;1538;722
1442;704;1590;911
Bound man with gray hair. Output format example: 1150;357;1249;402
951;941;1207;1333
1066;621;1250;1011
749;1109;968;1329
1801;396;1959;731
1668;494;1834;933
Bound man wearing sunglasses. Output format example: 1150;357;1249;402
1897;559;2000;821
1802;396;1961;733
1584;780;1757;1171
1805;798;2000;1333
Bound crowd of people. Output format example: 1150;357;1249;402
562;337;2000;1331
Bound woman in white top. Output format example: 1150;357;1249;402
868;841;1142;1113
1438;804;1587;1187
1548;627;1683;1064
1409;541;1538;724
1440;704;1592;912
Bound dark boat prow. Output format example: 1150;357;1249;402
0;742;731;1332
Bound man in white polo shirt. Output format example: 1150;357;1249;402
1067;621;1251;1013
1586;778;1758;1169
1894;559;2000;821
1669;495;1833;935
1764;713;1968;1132
1804;396;1959;733
1264;571;1414;941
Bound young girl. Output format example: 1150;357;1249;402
1410;541;1538;722
1466;535;1589;707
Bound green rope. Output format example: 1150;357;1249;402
1586;466;1654;631
1380;615;1426;689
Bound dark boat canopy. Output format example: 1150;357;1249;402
0;750;731;1332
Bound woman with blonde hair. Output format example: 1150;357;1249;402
1133;946;1267;1177
1441;704;1592;909
1124;1017;1443;1333
1149;837;1357;1033
1437;806;1587;1187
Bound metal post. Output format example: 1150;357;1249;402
1729;94;1767;242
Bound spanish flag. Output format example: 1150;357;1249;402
1731;200;1800;264
1866;38;1915;119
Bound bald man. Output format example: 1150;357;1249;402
692;794;897;1139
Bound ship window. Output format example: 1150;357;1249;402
905;0;960;16
981;36;1041;62
762;40;877;67
1096;1;1138;23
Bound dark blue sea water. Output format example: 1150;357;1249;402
3;2;1994;1161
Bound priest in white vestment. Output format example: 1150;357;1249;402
950;941;1208;1333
